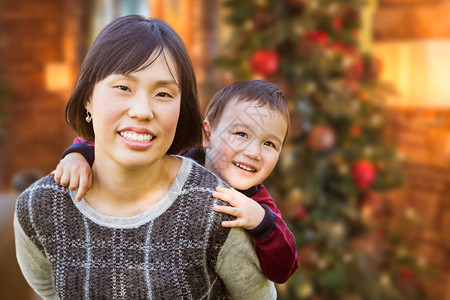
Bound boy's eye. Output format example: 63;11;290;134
264;141;276;149
235;132;247;138
115;85;131;92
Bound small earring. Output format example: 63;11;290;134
85;111;92;123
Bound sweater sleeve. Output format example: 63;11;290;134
252;184;300;284
60;137;95;167
14;212;59;299
215;227;277;299
246;204;277;239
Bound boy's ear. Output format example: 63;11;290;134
202;120;211;149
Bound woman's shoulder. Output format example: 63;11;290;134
180;156;229;191
177;157;233;220
15;175;73;254
18;174;67;198
16;174;70;218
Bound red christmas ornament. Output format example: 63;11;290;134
293;206;309;221
397;266;425;296
348;58;364;80
350;125;362;137
299;245;320;268
331;42;353;55
398;266;416;281
332;16;343;30
351;160;376;189
307;124;336;152
304;30;329;48
250;50;279;77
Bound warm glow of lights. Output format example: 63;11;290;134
45;63;72;92
373;40;450;107
150;0;192;50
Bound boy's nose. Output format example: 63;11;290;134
243;141;262;160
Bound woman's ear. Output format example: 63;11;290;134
202;120;211;149
85;99;92;113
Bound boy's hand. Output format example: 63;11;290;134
212;186;265;230
51;153;92;202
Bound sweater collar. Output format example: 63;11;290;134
237;185;259;198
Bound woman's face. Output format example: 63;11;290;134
86;51;181;169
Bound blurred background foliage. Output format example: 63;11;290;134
214;0;429;299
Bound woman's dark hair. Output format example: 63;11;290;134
65;15;202;154
205;80;290;132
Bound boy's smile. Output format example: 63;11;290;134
204;98;288;190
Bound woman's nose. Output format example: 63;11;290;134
127;93;154;120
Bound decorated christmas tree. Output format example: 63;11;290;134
215;0;428;299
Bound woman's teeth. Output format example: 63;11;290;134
234;162;256;172
120;131;153;143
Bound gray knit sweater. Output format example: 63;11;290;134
14;157;276;299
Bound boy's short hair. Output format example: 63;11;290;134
65;15;202;154
204;80;290;131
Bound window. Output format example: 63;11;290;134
90;0;150;42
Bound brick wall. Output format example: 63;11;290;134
375;1;450;298
0;0;91;297
0;0;90;190
374;0;450;40
387;109;450;300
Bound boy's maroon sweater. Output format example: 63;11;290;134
62;139;299;283
250;183;300;283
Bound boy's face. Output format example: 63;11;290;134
204;98;288;190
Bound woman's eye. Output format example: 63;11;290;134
235;132;247;138
156;92;172;98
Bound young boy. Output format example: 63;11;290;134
53;80;299;284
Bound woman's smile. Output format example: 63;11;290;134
119;131;154;143
118;130;155;150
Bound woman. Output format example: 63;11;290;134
14;15;276;299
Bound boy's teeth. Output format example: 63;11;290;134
120;131;153;143
234;162;256;172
